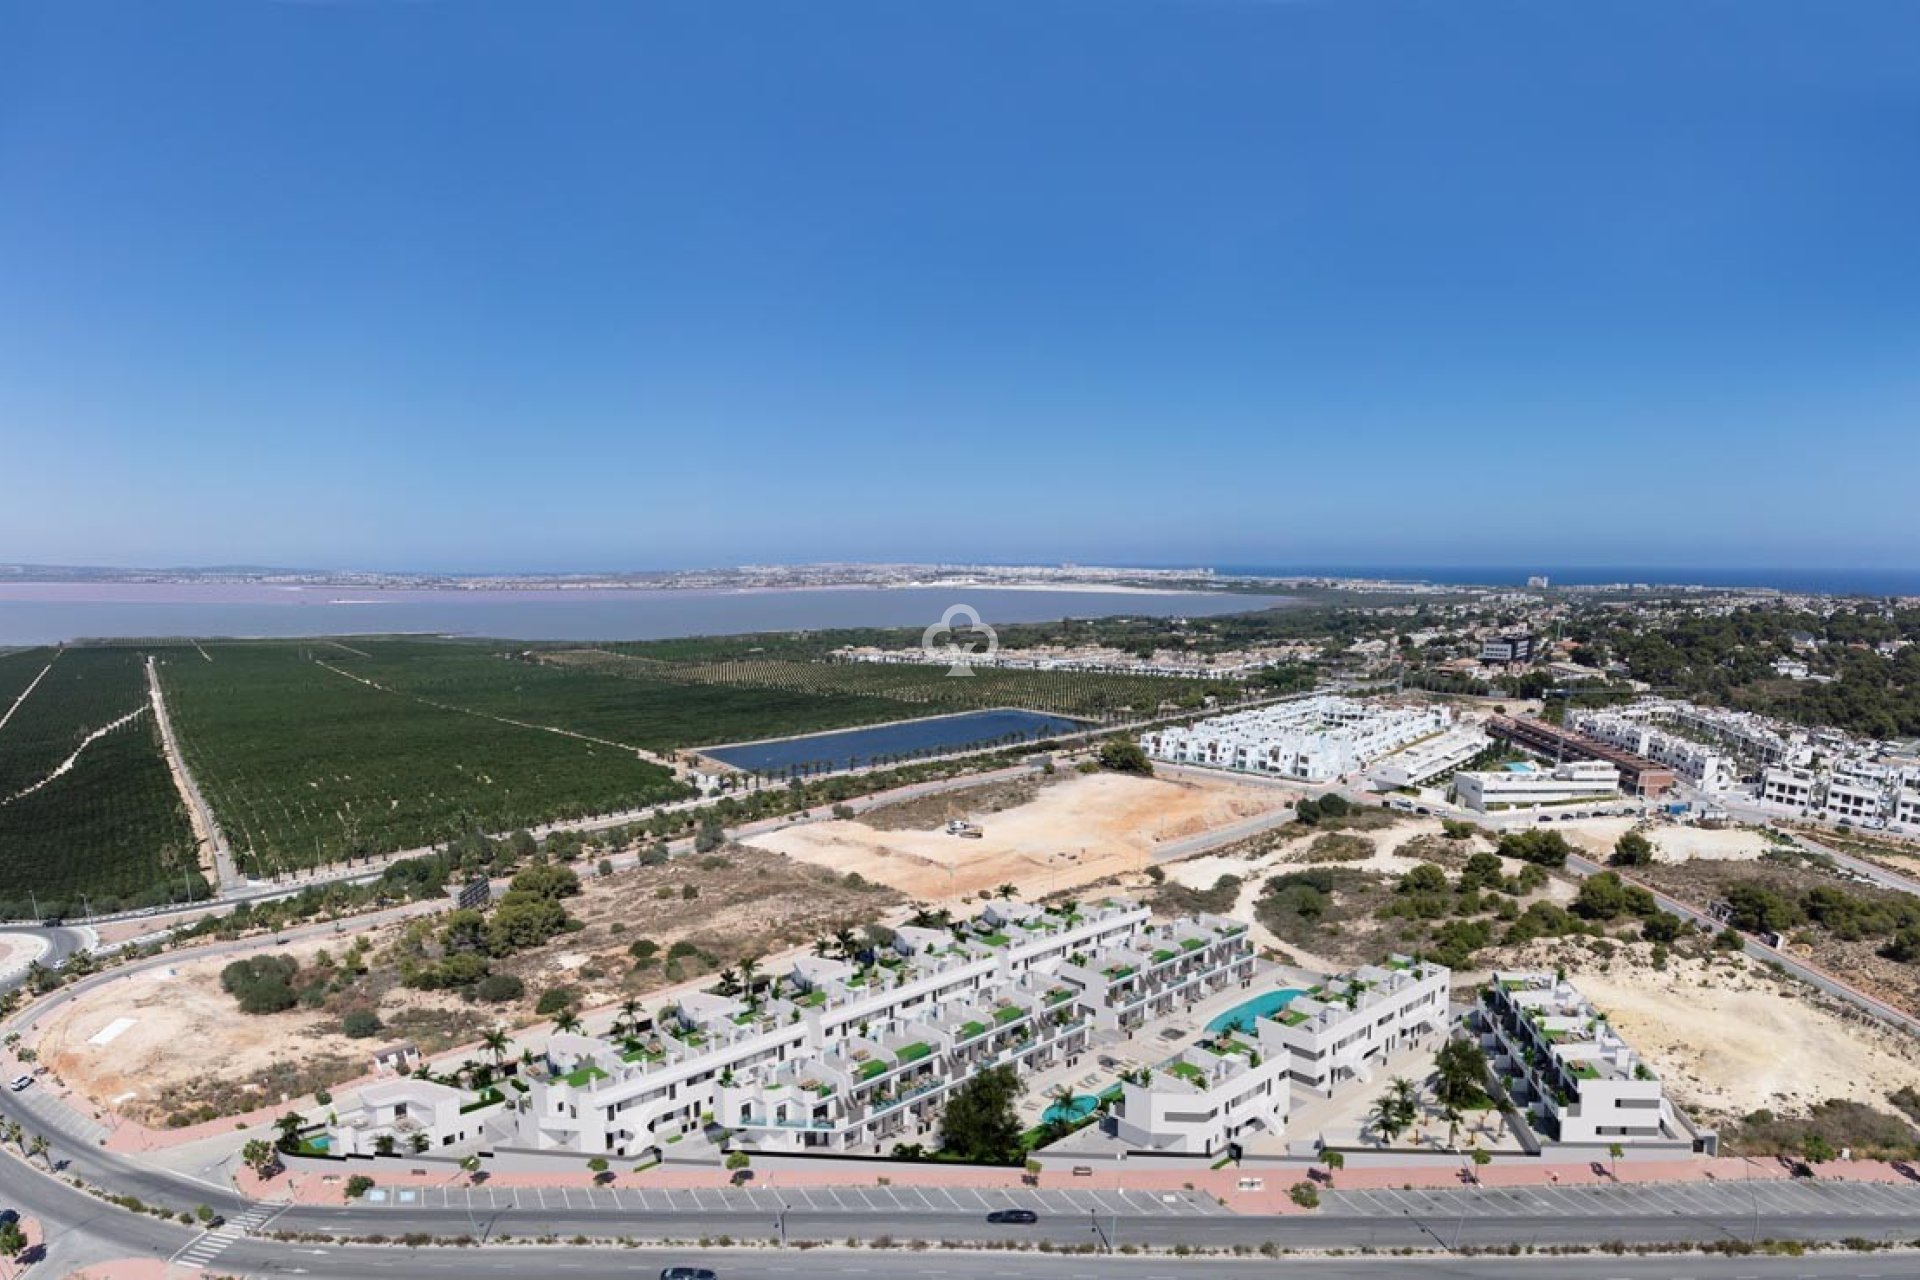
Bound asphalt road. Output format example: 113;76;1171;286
0;925;91;991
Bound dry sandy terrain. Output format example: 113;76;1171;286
34;846;897;1125
746;770;1294;901
1557;817;1774;863
1490;938;1920;1123
34;936;405;1125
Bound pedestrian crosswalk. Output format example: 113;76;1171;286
170;1202;282;1268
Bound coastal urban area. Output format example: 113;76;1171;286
4;567;1920;1280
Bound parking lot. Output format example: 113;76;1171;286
354;1180;1233;1218
1324;1176;1920;1221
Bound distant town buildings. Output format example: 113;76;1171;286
1478;632;1536;666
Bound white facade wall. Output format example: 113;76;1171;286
1141;698;1453;782
1569;710;1737;793
1259;958;1450;1096
328;1079;499;1157
1452;761;1621;812
1478;974;1676;1146
515;901;1256;1157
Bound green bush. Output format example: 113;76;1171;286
341;1009;383;1039
474;973;525;1003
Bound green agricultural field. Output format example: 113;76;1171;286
550;648;1240;723
0;647;202;914
315;638;913;751
158;642;694;877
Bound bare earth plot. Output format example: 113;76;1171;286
746;770;1294;901
1490;938;1920;1124
34;846;898;1126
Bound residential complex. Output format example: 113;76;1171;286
1473;973;1696;1149
1567;707;1738;794
1258;957;1450;1096
1368;724;1492;790
334;899;1265;1161
1140;697;1454;782
325;1078;503;1157
1451;759;1624;813
1487;715;1677;798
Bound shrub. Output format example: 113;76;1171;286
220;955;301;1015
1095;737;1154;775
474;973;525;1003
1288;1180;1320;1209
344;1175;376;1199
535;987;577;1016
342;1010;383;1039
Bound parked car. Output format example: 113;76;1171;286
659;1268;718;1280
7;1075;32;1093
986;1208;1038;1224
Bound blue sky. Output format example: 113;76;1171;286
2;0;1916;573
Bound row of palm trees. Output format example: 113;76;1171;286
1363;1037;1493;1151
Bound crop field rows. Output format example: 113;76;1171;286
545;648;1237;720
318;638;913;751
157;642;693;878
0;647;200;912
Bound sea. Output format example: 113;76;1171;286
1219;566;1920;597
0;583;1295;647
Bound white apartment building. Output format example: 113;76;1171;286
1258;957;1450;1096
326;1079;503;1157
1140;697;1453;782
1475;973;1679;1147
1112;1035;1291;1157
1760;766;1818;812
491;900;1255;1159
1451;760;1622;812
1569;709;1737;794
1369;726;1492;790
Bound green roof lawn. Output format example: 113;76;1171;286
562;1065;608;1088
857;1060;889;1081
896;1041;933;1064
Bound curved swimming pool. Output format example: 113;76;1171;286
1041;1094;1099;1125
1205;988;1305;1035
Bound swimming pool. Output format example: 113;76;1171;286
1041;1094;1099;1125
1205;988;1305;1034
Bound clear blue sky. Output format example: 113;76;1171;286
2;0;1916;573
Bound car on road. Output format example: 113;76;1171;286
986;1208;1038;1224
659;1268;717;1280
6;1075;31;1092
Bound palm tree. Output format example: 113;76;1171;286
273;1111;306;1151
553;1007;584;1036
832;926;860;962
481;1028;511;1065
716;966;742;997
1366;1096;1406;1147
614;998;644;1039
996;883;1018;900
27;1134;49;1167
1387;1076;1419;1131
739;955;763;1005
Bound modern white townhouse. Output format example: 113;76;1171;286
1257;956;1450;1096
1474;973;1679;1147
1112;1031;1291;1157
1141;697;1453;782
1568;709;1737;794
1451;760;1622;812
492;899;1255;1159
1369;725;1492;790
325;1078;504;1157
